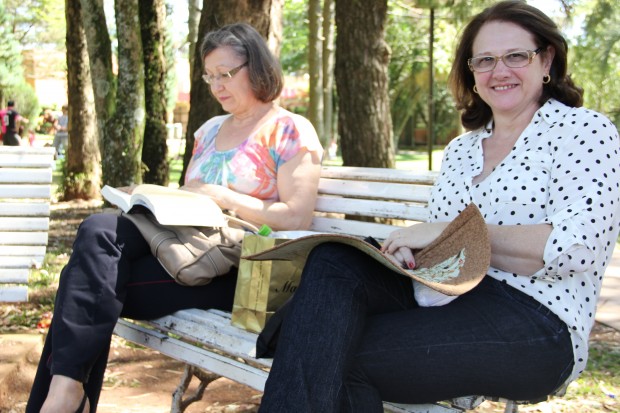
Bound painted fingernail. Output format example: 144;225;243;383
408;261;415;269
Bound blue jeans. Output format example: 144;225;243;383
259;243;574;413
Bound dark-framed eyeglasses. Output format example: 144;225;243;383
202;62;248;85
468;47;544;73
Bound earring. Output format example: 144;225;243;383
473;85;479;94
543;74;551;84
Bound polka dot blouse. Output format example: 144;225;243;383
428;98;620;384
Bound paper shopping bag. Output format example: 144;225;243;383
231;234;303;333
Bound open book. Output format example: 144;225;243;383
100;184;228;227
242;203;491;296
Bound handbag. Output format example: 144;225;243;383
123;209;259;286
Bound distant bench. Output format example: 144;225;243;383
0;146;55;302
114;166;562;413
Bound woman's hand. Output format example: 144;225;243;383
381;222;450;270
182;182;233;210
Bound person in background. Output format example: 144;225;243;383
258;1;620;412
0;100;26;146
27;22;323;413
52;105;69;158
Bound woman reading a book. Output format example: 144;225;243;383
258;2;620;412
28;23;323;413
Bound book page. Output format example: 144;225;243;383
100;185;132;212
101;184;228;227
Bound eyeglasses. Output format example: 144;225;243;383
468;47;544;73
202;62;248;85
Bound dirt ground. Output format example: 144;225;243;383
3;334;261;413
2;200;262;413
85;338;262;413
2;200;619;413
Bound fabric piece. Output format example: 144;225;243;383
244;203;490;296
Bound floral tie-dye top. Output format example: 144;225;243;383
184;107;322;202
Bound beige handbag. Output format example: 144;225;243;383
123;211;259;286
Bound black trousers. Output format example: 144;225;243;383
26;213;238;412
3;131;20;146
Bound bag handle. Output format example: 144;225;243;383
225;213;260;234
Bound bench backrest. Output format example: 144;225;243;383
0;146;55;302
311;166;438;239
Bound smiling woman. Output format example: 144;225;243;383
257;2;620;412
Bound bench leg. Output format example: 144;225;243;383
170;364;220;413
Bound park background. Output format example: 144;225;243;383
0;0;619;412
2;0;619;189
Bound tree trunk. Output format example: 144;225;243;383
335;0;393;167
80;0;115;149
140;0;169;185
62;0;101;200
187;0;201;82
307;0;324;146
106;0;146;187
322;0;335;144
180;0;283;184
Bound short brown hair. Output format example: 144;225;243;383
448;0;583;130
200;23;283;103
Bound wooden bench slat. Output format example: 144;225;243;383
0;147;56;168
319;179;432;203
0;245;47;256
0;286;28;302
0;217;50;231
146;315;271;368
114;319;271;391
0;269;29;284
383;403;467;413
1;256;45;268
176;309;271;356
0;232;49;245
320;166;438;184
0;168;53;184
315;196;428;221
0;146;56;155
0;202;51;216
173;308;262;343
0;185;52;199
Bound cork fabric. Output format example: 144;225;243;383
243;203;490;296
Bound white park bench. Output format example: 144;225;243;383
114;165;560;413
0;146;55;302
